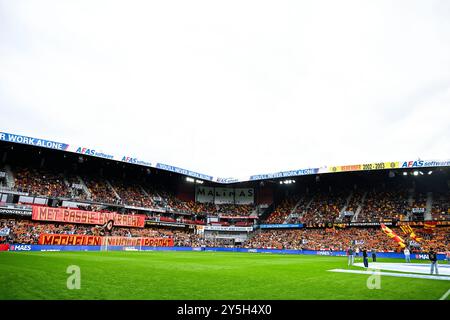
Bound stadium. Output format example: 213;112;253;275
1;2;450;314
0;133;449;301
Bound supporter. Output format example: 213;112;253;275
83;176;120;204
2;217;449;252
14;167;71;198
265;196;300;224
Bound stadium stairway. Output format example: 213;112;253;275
4;165;15;189
77;176;92;199
105;179;122;202
140;185;150;198
352;191;367;222
284;197;305;223
338;191;353;221
424;192;433;221
258;203;275;222
406;189;415;221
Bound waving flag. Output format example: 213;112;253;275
410;231;422;243
400;225;413;235
424;221;437;233
400;224;422;242
381;224;406;248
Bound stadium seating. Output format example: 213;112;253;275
13;167;72;198
357;189;409;223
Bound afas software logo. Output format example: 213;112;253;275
401;160;425;168
76;147;114;160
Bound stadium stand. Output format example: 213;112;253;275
13;167;72;198
244;227;450;252
356;189;409;223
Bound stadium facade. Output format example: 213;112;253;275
0;131;449;258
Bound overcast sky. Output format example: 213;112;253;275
1;1;450;178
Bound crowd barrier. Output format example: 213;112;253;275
6;244;447;260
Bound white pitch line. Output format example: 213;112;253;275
328;269;450;281
439;288;450;300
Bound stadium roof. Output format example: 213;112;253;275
1;131;449;184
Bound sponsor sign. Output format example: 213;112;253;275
155;163;213;181
259;224;303;229
0;132;69;151
32;206;146;228
203;225;253;232
9;244;32;251
121;156;151;167
249;168;319;181
7;244;448;260
215;177;239;184
347;222;393;227
328;162;399;173
400;160;450;168
0;207;32;216
75;147;114;160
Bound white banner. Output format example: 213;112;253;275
195;186;254;204
203;225;253;232
214;187;235;204
195;186;215;203
234;188;254;204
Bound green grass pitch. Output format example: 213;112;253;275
0;251;449;300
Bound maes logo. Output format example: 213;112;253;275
10;245;31;251
401;161;424;168
76;147;96;156
415;254;429;260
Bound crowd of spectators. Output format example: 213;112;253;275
2;217;449;252
357;189;409;222
83;176;120;204
13;167;71;198
244;227;450;252
5;167;450;226
431;192;450;221
110;180;154;208
265;196;300;224
301;191;347;225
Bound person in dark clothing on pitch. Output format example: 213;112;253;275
362;249;369;268
371;248;377;262
429;249;439;275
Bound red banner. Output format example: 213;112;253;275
32;206;146;228
38;234;174;247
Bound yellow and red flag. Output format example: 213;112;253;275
410;231;422;243
381;224;406;248
424;221;437;233
400;224;422;242
400;225;413;235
